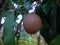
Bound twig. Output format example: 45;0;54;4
38;31;40;45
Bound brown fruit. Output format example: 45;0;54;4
23;12;41;34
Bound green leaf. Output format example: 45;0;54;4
49;34;60;45
42;0;49;4
22;0;27;3
13;0;24;5
24;2;31;10
41;1;51;15
49;4;57;40
3;12;15;45
36;6;51;43
0;11;7;19
19;7;26;15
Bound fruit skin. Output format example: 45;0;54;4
23;12;41;34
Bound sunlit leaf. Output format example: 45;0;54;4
0;11;7;19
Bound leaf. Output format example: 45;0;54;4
22;0;27;3
49;34;60;45
49;4;57;40
36;3;51;43
36;6;50;28
42;0;49;4
24;1;31;10
3;12;15;45
13;0;24;5
0;11;7;19
19;7;26;15
41;1;51;15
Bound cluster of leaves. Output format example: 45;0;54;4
36;0;60;44
19;39;37;45
19;30;48;45
0;0;60;45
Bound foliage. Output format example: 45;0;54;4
19;30;48;45
19;39;37;45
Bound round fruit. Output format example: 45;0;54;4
23;12;41;34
